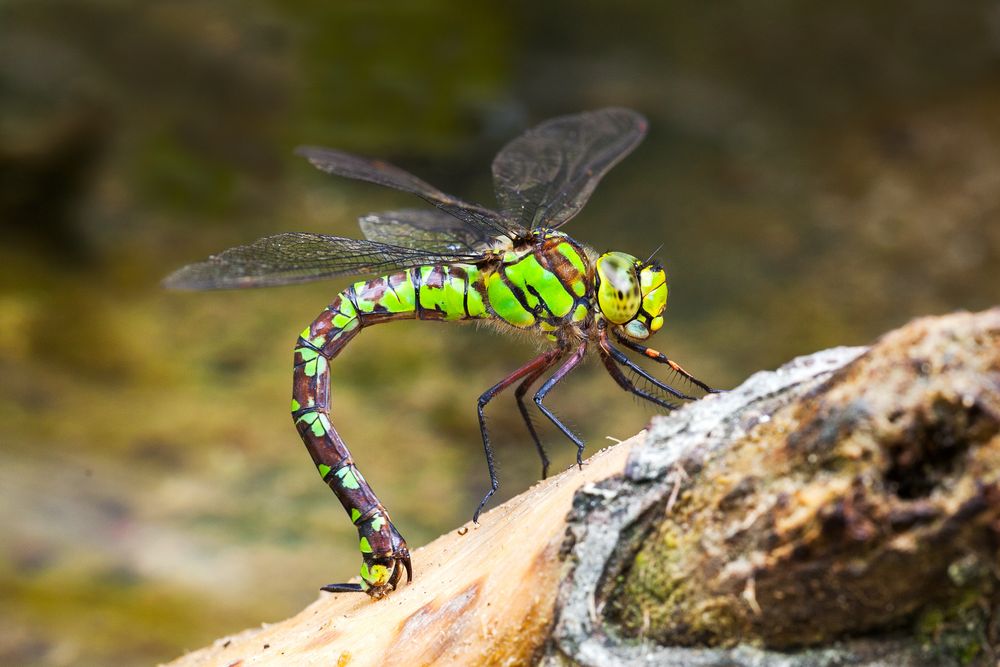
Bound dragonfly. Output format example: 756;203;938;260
165;108;716;599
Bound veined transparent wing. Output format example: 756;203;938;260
163;233;484;291
295;147;525;241
491;108;647;230
359;209;499;255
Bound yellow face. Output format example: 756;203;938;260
595;252;668;340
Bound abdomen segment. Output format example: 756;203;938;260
290;265;486;596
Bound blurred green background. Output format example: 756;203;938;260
2;1;999;664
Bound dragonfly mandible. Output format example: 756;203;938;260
165;108;717;599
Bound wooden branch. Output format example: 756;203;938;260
165;434;642;667
167;307;1000;667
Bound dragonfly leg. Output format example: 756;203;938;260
612;332;720;393
474;347;563;522
600;329;698;401
533;342;588;468
514;354;563;480
597;341;680;410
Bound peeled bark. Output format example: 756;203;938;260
166;307;1000;667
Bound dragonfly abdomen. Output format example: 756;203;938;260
288;263;490;595
298;265;489;357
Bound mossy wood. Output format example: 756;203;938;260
167;308;999;667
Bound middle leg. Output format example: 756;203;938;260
533;342;589;467
474;346;563;522
514;354;563;480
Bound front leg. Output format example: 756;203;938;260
598;341;681;411
612;330;719;393
601;330;697;401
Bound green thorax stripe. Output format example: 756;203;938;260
507;253;575;317
486;245;581;329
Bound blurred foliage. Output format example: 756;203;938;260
1;1;999;664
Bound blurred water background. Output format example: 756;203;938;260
2;2;999;664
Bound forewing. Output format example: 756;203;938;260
295;147;524;240
163;233;481;290
491;107;647;229
359;209;496;254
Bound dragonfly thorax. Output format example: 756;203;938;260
594;251;667;340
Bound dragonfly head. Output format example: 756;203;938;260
595;252;668;340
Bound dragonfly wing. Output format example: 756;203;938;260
295;147;524;240
163;233;482;290
491;108;647;230
359;209;497;254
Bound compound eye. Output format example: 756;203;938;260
639;266;668;317
596;252;642;324
624;320;650;339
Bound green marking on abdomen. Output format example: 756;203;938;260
352;274;417;315
445;273;470;317
332;297;360;327
336;467;361;490
297;411;330;436
384;271;416;313
418;266;443;315
466;278;486;316
351;281;378;313
418;265;484;320
295;346;328;377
